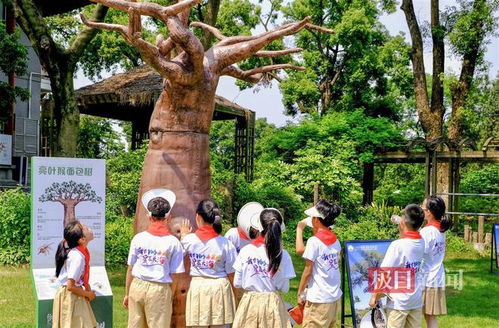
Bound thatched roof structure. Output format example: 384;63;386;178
34;0;91;16
75;65;254;122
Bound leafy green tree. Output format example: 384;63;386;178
0;20;29;116
279;0;412;117
77;115;126;159
401;0;498;142
6;0;108;156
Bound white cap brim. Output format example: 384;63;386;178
238;202;264;236
304;215;334;228
141;188;176;216
304;206;324;219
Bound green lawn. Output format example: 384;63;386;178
1;251;497;327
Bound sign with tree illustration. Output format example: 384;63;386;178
31;157;112;328
39;181;103;227
344;240;392;328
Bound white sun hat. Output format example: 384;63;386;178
304;205;324;219
141;188;176;216
237;202;264;236
250;207;286;232
304;206;334;228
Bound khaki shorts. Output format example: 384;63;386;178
423;287;447;315
52;286;97;328
386;307;422;328
128;278;172;328
302;300;339;328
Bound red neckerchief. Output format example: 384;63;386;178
314;229;337;246
402;231;422;239
251;235;265;247
195;225;219;242
237;227;250;240
147;221;170;236
75;246;90;287
426;220;441;231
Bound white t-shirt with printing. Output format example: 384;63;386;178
420;226;446;288
127;231;185;283
380;238;425;310
302;237;342;303
233;244;296;293
181;233;237;278
58;248;86;287
225;228;251;253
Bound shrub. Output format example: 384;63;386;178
446;233;478;255
106;144;147;216
105;215;134;266
335;202;400;241
0;188;31;264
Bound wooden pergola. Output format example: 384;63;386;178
41;65;255;180
363;137;499;213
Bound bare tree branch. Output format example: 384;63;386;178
88;0;202;23
165;16;204;75
305;23;335;34
214;17;311;69
191;21;225;40
156;34;175;59
221;64;305;83
255;48;303;57
81;14;195;84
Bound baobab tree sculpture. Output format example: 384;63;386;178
39;181;103;228
82;0;333;325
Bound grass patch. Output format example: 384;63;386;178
0;251;497;327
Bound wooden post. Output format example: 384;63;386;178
485;233;492;246
478;216;484;243
472;232;478;243
313;183;319;204
362;162;374;205
464;225;470;242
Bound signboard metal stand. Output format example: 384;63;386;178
491;224;499;275
341;247;354;327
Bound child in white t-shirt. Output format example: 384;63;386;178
296;200;342;328
53;220;97;327
370;204;426;328
180;199;238;328
232;208;296;328
421;195;452;328
125;190;185;328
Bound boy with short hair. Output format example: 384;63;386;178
296;199;343;328
124;189;185;328
369;204;426;328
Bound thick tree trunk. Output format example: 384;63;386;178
134;78;217;328
50;68;80;157
62;201;77;227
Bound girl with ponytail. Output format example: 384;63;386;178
53;220;97;328
232;208;296;328
421;195;452;328
180;199;238;328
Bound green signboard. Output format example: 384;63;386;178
31;157;112;327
